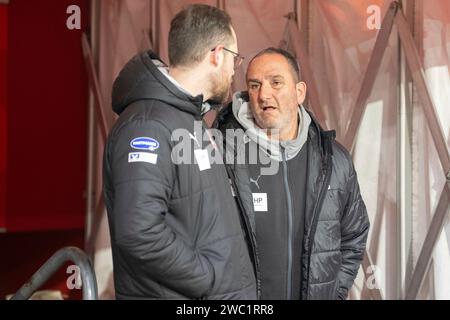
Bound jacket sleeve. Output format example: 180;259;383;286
108;118;213;298
337;161;370;300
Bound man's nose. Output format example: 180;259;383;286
258;83;271;102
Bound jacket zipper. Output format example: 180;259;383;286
281;148;294;300
204;119;261;297
304;154;332;299
225;162;261;298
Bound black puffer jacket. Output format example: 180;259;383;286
216;104;370;300
103;51;256;299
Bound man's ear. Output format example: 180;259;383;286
296;81;307;105
210;46;224;68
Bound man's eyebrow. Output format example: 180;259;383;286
247;79;262;84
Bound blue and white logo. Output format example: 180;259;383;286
128;152;158;164
129;153;140;161
130;137;160;151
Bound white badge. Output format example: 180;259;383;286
194;149;211;171
252;193;268;212
128;152;158;164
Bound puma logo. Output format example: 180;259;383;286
250;175;262;190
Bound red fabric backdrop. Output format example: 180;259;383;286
0;4;7;229
5;0;88;231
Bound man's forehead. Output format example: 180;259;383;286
247;71;284;81
247;54;290;78
247;67;287;81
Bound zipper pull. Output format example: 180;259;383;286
229;179;236;197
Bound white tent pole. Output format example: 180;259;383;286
398;0;416;298
398;21;412;300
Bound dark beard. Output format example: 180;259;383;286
208;70;231;105
209;85;230;105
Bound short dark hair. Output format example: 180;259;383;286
169;4;233;67
248;47;301;82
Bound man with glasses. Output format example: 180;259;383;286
104;4;257;299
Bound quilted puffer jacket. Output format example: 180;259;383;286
216;103;370;300
103;51;257;299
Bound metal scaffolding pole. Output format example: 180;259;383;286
343;2;399;151
395;9;450;299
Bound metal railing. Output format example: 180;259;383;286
10;247;98;300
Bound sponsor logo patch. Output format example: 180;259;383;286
128;152;158;164
130;137;160;151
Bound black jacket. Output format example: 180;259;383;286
103;51;256;299
216;104;370;300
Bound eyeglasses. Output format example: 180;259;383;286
211;47;245;70
223;48;245;69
